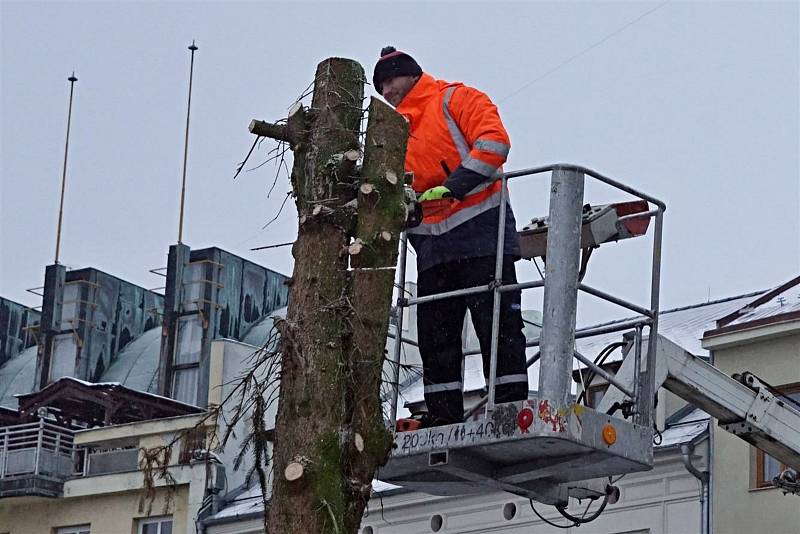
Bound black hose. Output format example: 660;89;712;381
556;492;610;524
576;341;626;405
529;499;575;529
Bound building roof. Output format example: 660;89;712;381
14;376;203;426
577;291;763;360
0;326;166;409
657;407;709;449
206;484;266;521
240;308;286;347
100;326;162;394
0;345;37;408
703;275;800;338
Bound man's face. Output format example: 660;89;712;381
381;75;419;107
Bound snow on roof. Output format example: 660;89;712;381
16;375;203;412
730;300;800;326
0;345;37;408
657;407;709;448
240;307;286;348
100;327;162;394
714;277;800;330
575;291;762;360
209;484;265;520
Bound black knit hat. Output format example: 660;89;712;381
372;46;422;94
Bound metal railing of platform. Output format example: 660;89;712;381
387;164;665;430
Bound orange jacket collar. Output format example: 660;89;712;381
397;72;441;123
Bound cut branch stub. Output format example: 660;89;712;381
359;183;375;195
285;462;305;481
250;103;308;148
348;239;364;256
288;101;303;118
249;119;294;144
337;149;361;181
312;205;334;217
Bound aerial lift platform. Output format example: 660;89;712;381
381;164;665;506
379;164;800;511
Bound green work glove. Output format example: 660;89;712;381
418;186;452;202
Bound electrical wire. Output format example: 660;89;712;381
529;499;575;529
556;493;610;524
522;317;542;328
578;246;595;282
499;1;671;103
652;422;663;445
532;256;544;279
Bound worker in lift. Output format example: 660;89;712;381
373;47;529;426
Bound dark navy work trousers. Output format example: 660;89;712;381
416;255;529;423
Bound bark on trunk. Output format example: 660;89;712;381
256;58;408;534
343;97;409;531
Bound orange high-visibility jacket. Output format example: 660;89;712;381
397;72;511;237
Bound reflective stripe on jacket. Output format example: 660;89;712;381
397;73;511;236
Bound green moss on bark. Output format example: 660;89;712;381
310;432;346;532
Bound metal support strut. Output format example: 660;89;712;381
388;232;409;426
536;168;585;410
486;176;509;412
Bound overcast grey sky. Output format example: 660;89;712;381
1;0;798;327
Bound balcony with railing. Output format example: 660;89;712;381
0;419;204;499
0;420;75;498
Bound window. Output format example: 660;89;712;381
59;282;81;329
50;333;76;381
182;263;205;311
175;315;202;364
754;383;800;488
172;314;203;405
172;366;199;405
56;526;90;534
138;516;173;534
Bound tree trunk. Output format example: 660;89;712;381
256;58;408;533
343;96;409;531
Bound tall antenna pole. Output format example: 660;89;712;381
177;40;198;244
54;73;78;265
